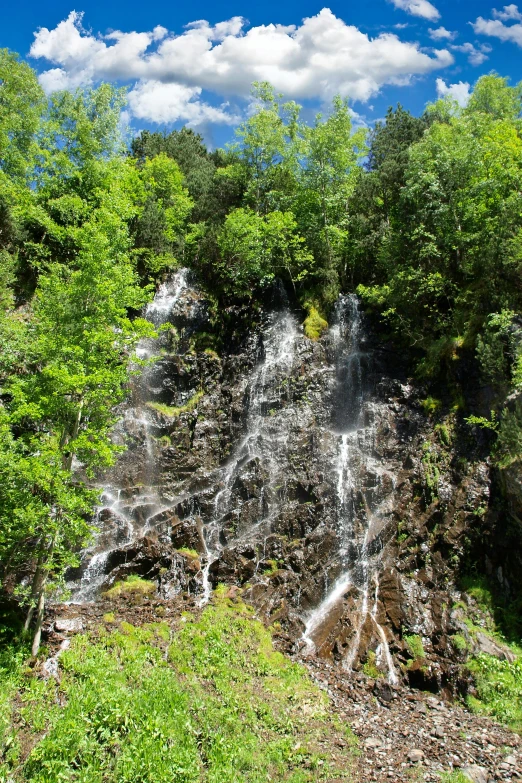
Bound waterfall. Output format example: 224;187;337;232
68;268;192;601
301;295;397;683
199;308;299;604
68;276;399;681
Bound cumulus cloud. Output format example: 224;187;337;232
388;0;440;21
436;78;471;106
451;42;492;65
492;4;522;20
128;81;238;125
429;26;457;41
473;7;522;46
30;9;453;124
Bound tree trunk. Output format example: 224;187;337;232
23;552;44;632
62;399;83;472
31;584;46;657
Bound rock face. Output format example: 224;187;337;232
68;270;497;690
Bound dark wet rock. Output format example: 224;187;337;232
65;273;517;700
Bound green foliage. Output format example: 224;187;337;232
435;423;451;446
404;634;426;662
1;598;357;781
0;49;45;181
217;208;313;295
104;575;156;600
467;654;522;733
421;397;442;415
303;305;328;341
464;413;498;431
352;75;522;398
146;390;204;418
496;398;522;468
451;634;469;653
438;771;472;783
362;651;383;679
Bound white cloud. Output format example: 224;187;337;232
429;26;457;41
436;78;471;106
492;4;522;21
473;9;522;46
451;42;491;65
30;9;453;124
128;81;238;125
389;0;440;21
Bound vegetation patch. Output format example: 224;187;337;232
177;548;199;559
147;390;204;418
0;594;357;782
303;305;328;341
103;574;156;600
467;654;522;733
404;634;426;667
362;651;383;679
453;576;522;733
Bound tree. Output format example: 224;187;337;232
0;49;45;181
234;82;302;216
132;153;193;273
0;204;153;653
295;97;366;293
217;208;312;295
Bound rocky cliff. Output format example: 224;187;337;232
67;269;516;694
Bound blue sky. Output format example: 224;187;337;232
2;1;522;145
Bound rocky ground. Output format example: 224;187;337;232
42;595;521;783
304;656;521;783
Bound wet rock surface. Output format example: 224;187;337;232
65;270;513;693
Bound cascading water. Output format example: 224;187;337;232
199;308;299;604
69;274;400;680
301;295;398;683
69;269;194;601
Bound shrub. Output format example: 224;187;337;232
303;305;328;341
404;634;425;662
467;653;522;733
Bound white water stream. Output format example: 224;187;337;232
70;276;398;681
301;295;398;683
199;308;299;604
70;269;191;601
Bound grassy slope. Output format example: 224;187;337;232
453;577;522;734
0;589;357;782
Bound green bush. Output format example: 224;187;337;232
404;634;425;662
303;305;328;341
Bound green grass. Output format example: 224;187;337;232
146;390;204;418
0;592;357;782
467;654;522;733
103;574;156;599
177;547;199;559
404;634;425;662
454;574;522;733
438;771;472;783
362;651;383;679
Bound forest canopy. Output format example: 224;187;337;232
0;47;522;649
